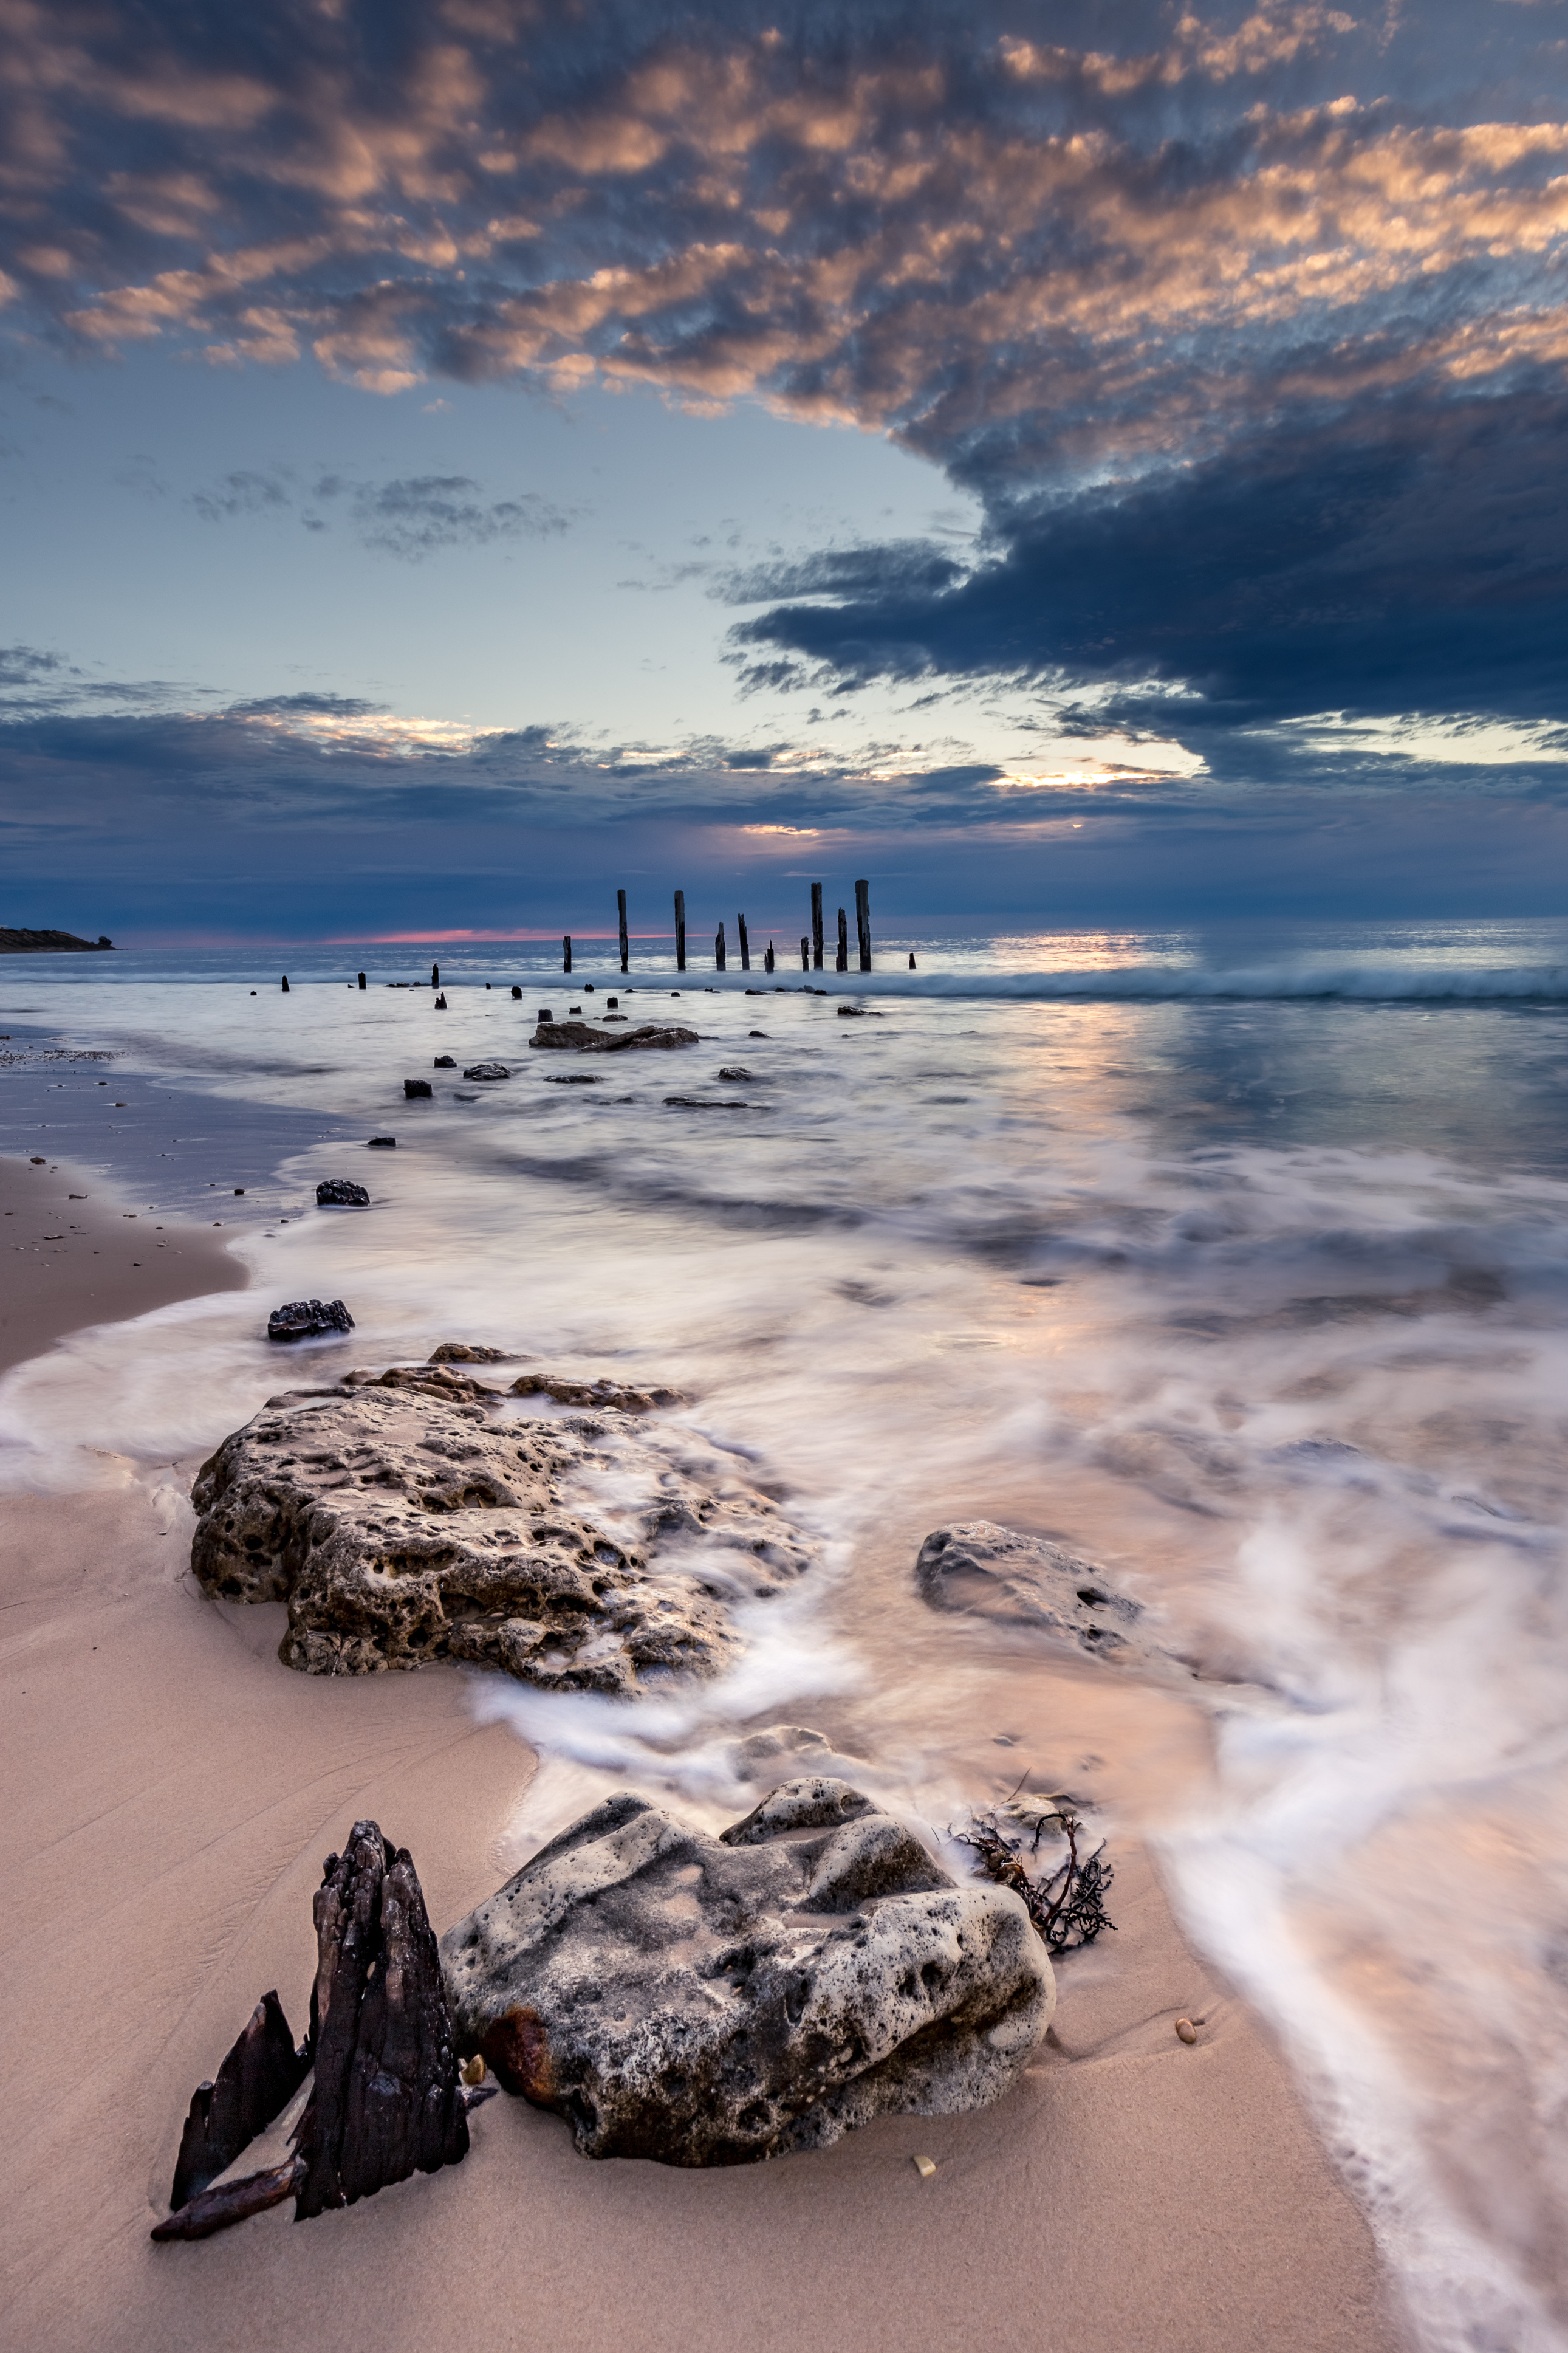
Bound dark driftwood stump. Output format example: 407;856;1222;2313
169;1990;309;2210
293;1820;468;2218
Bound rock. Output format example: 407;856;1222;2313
462;1062;511;1081
295;1822;469;2216
914;1522;1176;1674
434;1054;456;1068
717;1066;753;1080
530;1021;699;1053
1175;2017;1199;2044
544;1073;604;1084
439;1778;1053;2166
316;1180;371;1207
428;1342;515;1364
664;1096;763;1110
366;1136;396;1148
403;1078;433;1098
748;1029;769;1037
511;986;522;1000
837;1005;866;1018
507;1372;681;1410
190;1378;813;1689
169;1991;310;2210
267;1299;355;1343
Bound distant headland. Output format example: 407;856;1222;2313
0;927;114;954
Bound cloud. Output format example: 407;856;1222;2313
4;2;1568;758
188;465;573;555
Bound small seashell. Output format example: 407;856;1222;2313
1175;2017;1198;2044
911;2154;937;2179
460;2054;487;2086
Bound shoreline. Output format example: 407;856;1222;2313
0;1186;1411;2351
0;1151;249;1378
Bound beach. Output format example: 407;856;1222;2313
7;932;1568;2351
0;1183;1403;2349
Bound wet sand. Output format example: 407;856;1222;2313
0;1206;1410;2352
0;1151;248;1376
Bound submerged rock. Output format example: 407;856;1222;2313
462;1062;511;1081
915;1521;1176;1674
439;1778;1053;2167
403;1078;433;1098
190;1378;814;1689
267;1298;355;1343
530;1020;699;1052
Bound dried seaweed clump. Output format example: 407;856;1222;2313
954;1788;1115;1955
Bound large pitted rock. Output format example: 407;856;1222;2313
916;1521;1183;1678
439;1778;1053;2167
190;1377;815;1688
530;1020;698;1051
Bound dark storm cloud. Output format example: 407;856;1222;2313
2;1;1567;763
729;385;1568;733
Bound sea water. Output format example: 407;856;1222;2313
5;917;1568;2351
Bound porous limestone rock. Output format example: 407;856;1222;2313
439;1778;1053;2166
191;1377;814;1688
916;1521;1178;1675
530;1020;699;1052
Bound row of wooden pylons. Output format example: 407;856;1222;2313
560;880;872;976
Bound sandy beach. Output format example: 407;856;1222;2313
0;1156;1409;2353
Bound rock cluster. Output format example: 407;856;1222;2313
915;1521;1178;1676
267;1298;355;1343
191;1371;814;1688
530;1020;699;1052
440;1778;1053;2166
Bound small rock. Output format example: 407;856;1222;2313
511;986;522;1000
439;1779;1054;2166
838;1005;867;1018
544;1073;604;1084
267;1299;355;1343
1175;2018;1198;2044
717;1066;753;1080
914;1522;1182;1678
749;1029;769;1037
462;1062;511;1081
315;1180;370;1207
434;1055;456;1068
912;2154;938;2179
664;1096;762;1110
367;1136;397;1149
403;1079;433;1099
427;1342;514;1363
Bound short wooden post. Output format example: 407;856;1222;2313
617;889;629;973
810;884;824;970
431;963;439;988
563;935;572;972
855;879;871;972
674;890;686;972
281;975;290;992
909;951;917;969
738;913;750;970
800;936;809;970
836;907;848;972
716;920;727;971
765;941;775;973
357;971;366;989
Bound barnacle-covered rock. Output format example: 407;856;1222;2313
191;1378;814;1690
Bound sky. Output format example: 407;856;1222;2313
3;0;1568;944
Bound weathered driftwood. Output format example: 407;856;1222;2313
169;1990;310;2210
152;2155;304;2240
737;912;750;970
294;1822;469;2217
618;888;629;972
836;907;849;972
810;882;824;969
800;935;809;970
563;934;572;973
674;888;686;972
855;879;872;970
715;920;727;970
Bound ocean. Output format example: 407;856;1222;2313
4;915;1568;2351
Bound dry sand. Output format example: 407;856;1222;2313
0;1196;1411;2353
